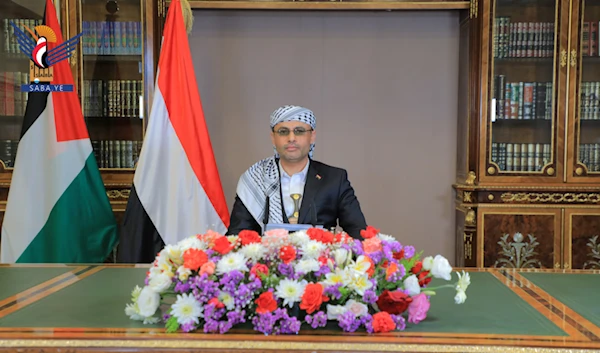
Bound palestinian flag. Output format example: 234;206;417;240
0;0;118;263
118;0;229;263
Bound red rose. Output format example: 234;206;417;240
393;249;405;260
208;297;225;309
318;256;329;266
212;236;233;255
279;245;296;264
238;230;262;246
418;271;432;286
250;263;269;278
183;248;208;271
360;225;380;239
411;261;423;274
300;283;329;314
307;228;325;242
255;291;278;314
376;289;413;315
372;312;396;333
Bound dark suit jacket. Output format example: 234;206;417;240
226;159;367;238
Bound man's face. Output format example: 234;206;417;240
271;121;316;163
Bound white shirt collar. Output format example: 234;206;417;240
279;159;310;180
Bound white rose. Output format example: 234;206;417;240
431;255;452;281
344;299;368;317
177;266;192;281
403;274;421;296
137;286;160;317
326;304;347;320
422;256;434;271
454;290;467;304
333;249;349;267
149;272;172;293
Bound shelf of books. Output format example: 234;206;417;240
0;7;43;169
574;0;600;177
488;0;558;177
79;0;144;170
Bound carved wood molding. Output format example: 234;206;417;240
106;190;131;199
500;192;600;204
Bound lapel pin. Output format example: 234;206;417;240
316;174;322;180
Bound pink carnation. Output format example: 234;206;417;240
407;293;430;324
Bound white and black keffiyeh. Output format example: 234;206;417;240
237;105;316;229
236;156;283;228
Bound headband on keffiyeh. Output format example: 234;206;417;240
270;105;316;158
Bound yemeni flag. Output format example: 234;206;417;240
118;0;230;263
0;0;118;263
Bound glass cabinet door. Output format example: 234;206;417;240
571;0;600;180
79;0;144;169
0;2;48;169
486;0;563;180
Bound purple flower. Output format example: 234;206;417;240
277;263;294;278
338;311;360;332
351;239;364;256
363;290;378;304
323;283;343;300
181;321;197;333
314;265;331;277
403;246;415;259
381;241;395;262
279;315;301;334
203;318;220;333
252;312;276;335
388;264;407;283
389;241;402;253
369;250;383;264
227;310;247;325
363;314;374;334
391;314;406;331
305;311;328;329
174;280;191;293
191;274;220;304
234;284;253;308
219;320;234;334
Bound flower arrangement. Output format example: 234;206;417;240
125;226;471;334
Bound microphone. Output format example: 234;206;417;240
310;201;317;227
263;196;270;230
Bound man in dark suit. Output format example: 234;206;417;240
226;105;367;238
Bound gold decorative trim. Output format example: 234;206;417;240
106;190;131;199
0;339;598;352
453;184;600;191
570;49;577;67
469;0;477;18
465;209;476;226
187;1;470;10
476;203;600;209
465;171;476;185
463;191;473;202
560;49;567;67
500;192;600;204
464;232;473;260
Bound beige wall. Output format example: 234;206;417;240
189;10;460;263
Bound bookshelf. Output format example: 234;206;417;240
454;0;600;270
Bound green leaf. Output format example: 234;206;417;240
165;316;180;333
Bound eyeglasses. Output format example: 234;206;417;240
273;127;314;136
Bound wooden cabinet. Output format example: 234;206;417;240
455;0;600;269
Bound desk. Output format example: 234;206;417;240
0;265;599;353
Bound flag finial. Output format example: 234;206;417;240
180;0;194;34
